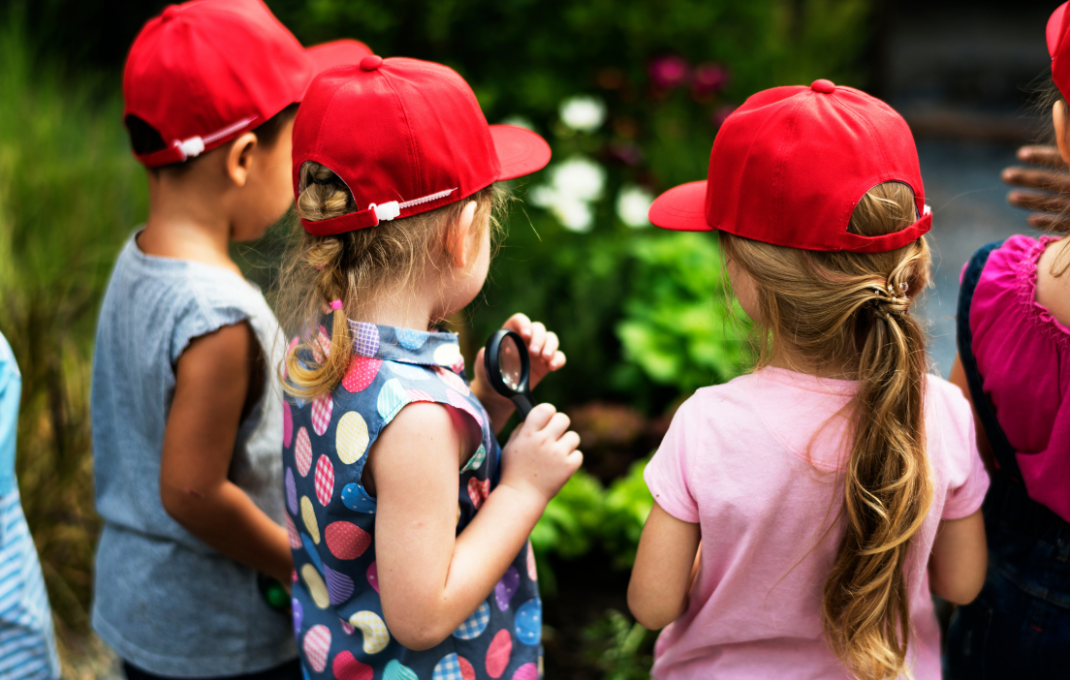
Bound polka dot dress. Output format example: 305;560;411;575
285;322;542;679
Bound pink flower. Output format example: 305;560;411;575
711;104;738;128
692;63;728;96
649;55;689;89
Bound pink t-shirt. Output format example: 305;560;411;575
644;368;989;680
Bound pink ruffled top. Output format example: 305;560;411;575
969;234;1070;522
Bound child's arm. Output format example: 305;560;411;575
929;509;987;605
370;401;581;650
159;322;292;586
472;313;566;434
628;501;701;630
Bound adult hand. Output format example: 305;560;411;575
1002;145;1070;230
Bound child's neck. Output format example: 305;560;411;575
767;349;855;381
139;174;240;275
360;279;448;333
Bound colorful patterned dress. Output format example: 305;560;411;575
284;321;542;680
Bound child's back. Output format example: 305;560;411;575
629;81;990;680
91;241;290;671
90;2;370;676
644;369;985;678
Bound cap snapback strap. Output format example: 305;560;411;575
299;188;458;237
838;205;932;254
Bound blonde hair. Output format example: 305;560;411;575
720;182;934;680
276;162;507;399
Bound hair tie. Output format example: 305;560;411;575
329;299;344;311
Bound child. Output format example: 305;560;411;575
0;331;60;680
627;81;990;680
944;4;1070;677
91;2;368;678
277;56;582;678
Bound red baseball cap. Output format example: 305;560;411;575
649;80;931;253
292;56;551;236
1048;3;1070;100
124;0;370;168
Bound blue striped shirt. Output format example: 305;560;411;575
0;332;60;679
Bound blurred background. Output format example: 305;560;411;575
0;0;1057;677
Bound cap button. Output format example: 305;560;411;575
161;5;179;22
360;55;383;71
811;79;836;94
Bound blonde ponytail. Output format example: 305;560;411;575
276;162;508;400
721;182;933;680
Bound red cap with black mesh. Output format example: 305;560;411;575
123;0;370;168
648;80;931;254
292;55;552;236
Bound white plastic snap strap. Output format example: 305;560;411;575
172;116;259;160
371;202;401;222
367;189;457;223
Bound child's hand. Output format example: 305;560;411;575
499;403;583;505
472;313;567;432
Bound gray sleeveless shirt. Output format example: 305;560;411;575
91;233;295;676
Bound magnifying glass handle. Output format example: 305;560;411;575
511;393;535;420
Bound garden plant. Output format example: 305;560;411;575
0;0;874;676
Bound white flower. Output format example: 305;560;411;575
529;156;606;233
559;95;606;132
499;115;536;131
550;156;605;202
616;185;654;228
529;186;595;233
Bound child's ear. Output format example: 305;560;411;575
1055;101;1070;165
225;132;259;188
446;201;479;269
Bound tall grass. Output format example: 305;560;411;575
0;17;147;664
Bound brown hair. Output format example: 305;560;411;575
720;182;934;680
276;161;507;399
1040;78;1070;277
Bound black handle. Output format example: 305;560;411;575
484;329;535;420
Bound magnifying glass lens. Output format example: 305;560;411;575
498;336;523;391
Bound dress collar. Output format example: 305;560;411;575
347;320;465;371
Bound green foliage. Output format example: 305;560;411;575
261;0;873;415
583;609;654;680
617;232;750;393
0;17;146;650
531;456;654;586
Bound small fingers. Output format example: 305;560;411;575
549;351;566;371
1002;167;1070;192
540;332;559;361
523;402;557;430
1017;145;1068;168
565;449;584;473
503;313;533;339
1007;190;1070;214
1028;213;1070;230
529;322;547;356
543;412;571;440
558;430;581;453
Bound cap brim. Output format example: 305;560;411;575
1050;3;1068;56
303;40;374;97
490;125;552;181
648;180;713;231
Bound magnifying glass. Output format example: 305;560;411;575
484;329;535;419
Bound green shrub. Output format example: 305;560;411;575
0;18;146;651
